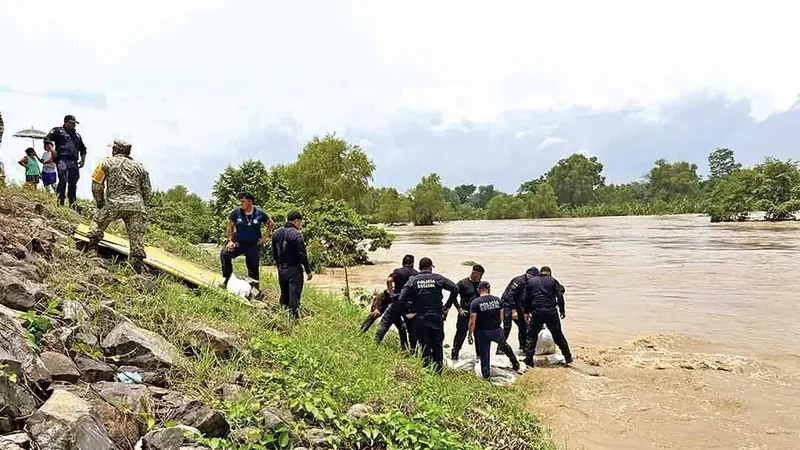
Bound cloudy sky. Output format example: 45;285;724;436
1;0;799;198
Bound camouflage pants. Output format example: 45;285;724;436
88;208;147;259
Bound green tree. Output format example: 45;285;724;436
704;168;760;222
708;147;742;184
647;159;701;200
453;184;477;204
593;181;650;205
471;185;499;209
149;185;217;243
545;154;605;206
485;194;524;219
284;134;375;207
375;188;413;225
524;183;560;218
517;177;545;195
410;173;448;225
303;198;394;281
752;158;800;220
211;160;295;219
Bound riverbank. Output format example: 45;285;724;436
1;186;556;450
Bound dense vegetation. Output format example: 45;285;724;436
144;139;800;270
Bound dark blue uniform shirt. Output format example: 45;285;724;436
389;266;418;295
45;126;87;162
271;222;311;274
230;208;269;244
399;271;458;327
470;294;503;331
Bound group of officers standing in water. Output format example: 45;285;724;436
362;254;573;379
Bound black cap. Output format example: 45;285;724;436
64;114;79;124
419;257;434;269
287;211;303;222
478;281;491;291
238;192;255;202
43;139;54;145
526;266;539;276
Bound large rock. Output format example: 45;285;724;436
0;432;30;448
29;228;56;259
0;377;38;433
62;300;89;323
40;352;81;384
27;389;114;450
140;427;183;450
0;314;51;386
101;322;182;369
0;271;35;311
88;382;155;448
186;326;236;359
0;349;21;378
160;395;229;438
260;407;293;430
346;403;372;420
304;428;339;448
73;355;114;383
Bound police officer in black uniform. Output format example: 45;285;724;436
498;267;540;353
468;281;520;379
271;211;312;318
444;264;484;360
46;114;87;208
523;268;573;367
374;255;418;351
399;257;458;373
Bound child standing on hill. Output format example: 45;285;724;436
18;147;41;187
40;140;58;191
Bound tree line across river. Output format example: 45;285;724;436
140;134;800;271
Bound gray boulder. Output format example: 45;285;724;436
73;355;115;383
40;352;81;384
186;326;236;359
216;383;247;402
102;322;182;369
62;300;89;323
0;443;24;450
0;377;38;433
346;403;371;420
140;427;183;450
160;395;229;438
27;389;114;450
305;428;339;448
260;407;293;430
0;432;30;448
88;382;155;448
0;271;35;311
0;314;51;386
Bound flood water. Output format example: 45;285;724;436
312;214;800;358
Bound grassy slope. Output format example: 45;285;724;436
7;186;555;450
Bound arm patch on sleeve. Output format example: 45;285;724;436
91;163;105;183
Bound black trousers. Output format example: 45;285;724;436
524;309;572;363
451;312;470;356
502;306;527;350
373;302;412;351
220;242;261;281
417;321;445;373
56;160;80;206
475;328;519;379
278;264;304;318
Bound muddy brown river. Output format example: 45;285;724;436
304;214;800;449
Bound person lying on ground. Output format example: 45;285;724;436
468;281;520;380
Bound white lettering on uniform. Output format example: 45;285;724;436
479;300;500;311
416;279;436;289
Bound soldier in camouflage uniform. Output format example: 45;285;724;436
86;140;152;273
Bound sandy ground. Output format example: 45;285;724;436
522;334;800;450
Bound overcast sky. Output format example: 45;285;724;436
1;0;799;198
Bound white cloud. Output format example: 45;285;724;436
2;0;800;195
538;136;568;150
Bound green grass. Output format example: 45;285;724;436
3;185;555;449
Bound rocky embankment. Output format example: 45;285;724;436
0;193;335;450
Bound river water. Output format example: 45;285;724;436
313;214;800;358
